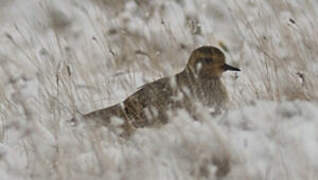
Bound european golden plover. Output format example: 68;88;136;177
75;46;240;135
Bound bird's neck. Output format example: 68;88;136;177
177;68;228;107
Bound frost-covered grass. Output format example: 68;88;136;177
1;0;318;179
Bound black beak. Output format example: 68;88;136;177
224;63;240;71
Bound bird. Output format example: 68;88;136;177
73;46;240;136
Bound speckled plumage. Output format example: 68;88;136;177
78;46;240;136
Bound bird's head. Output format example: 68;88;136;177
186;46;240;78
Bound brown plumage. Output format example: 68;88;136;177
76;46;240;136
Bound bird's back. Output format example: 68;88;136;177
82;76;178;131
123;76;177;127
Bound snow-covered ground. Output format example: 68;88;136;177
1;0;318;179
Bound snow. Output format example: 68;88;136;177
1;0;318;179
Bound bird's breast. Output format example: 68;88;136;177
194;78;228;108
